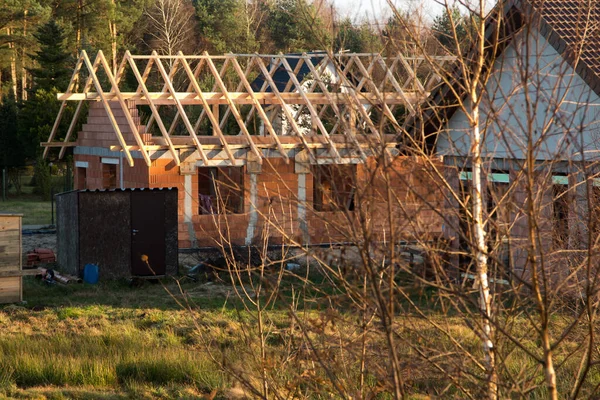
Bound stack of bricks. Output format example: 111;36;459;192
77;101;147;149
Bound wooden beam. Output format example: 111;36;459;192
352;55;402;132
168;58;205;136
243;55;280;128
303;54;367;162
40;142;77;147
97;51;152;167
218;55;255;132
279;55;342;162
146;55;181;134
56;91;424;105
193;58;230;135
204;52;263;163
153;54;210;165
255;56;315;162
126;50;181;166
44;54;84;159
0;269;42;277
230;57;288;163
80;50;135;167
177;52;236;165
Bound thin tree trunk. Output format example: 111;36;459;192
109;1;117;76
471;100;498;399
21;9;28;101
8;27;17;100
77;0;82;50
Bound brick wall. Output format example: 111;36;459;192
73;154;150;190
73;99;447;248
77;102;149;148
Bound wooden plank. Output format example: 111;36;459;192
126;50;181;165
0;269;42;277
204;52;263;163
97;51;152;167
0;276;22;304
177;53;236;165
0;217;19;231
56;92;423;105
81;51;135;167
153;54;210;165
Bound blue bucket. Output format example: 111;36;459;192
83;263;99;284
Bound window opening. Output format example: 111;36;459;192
313;164;356;212
198;166;244;214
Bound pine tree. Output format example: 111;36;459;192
29;20;71;91
0;93;23;169
432;6;468;53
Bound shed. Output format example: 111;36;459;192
56;188;178;279
0;214;23;303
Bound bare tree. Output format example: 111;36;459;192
144;0;195;58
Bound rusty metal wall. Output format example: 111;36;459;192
78;191;131;279
56;191;79;276
57;189;178;280
164;189;178;276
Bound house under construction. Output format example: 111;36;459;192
44;50;450;248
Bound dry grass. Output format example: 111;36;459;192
2;274;600;399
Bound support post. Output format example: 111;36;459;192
2;168;6;201
183;170;198;248
296;150;311;245
245;152;262;245
120;152;124;190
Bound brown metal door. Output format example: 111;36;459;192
131;191;166;276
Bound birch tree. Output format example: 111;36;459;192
144;0;195;57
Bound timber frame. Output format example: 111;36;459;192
44;51;454;167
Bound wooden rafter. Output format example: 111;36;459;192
81;50;136;167
44;54;84;158
279;55;341;161
152;52;210;165
254;56;316;161
97;51;152;167
302;54;367;161
178;52;236;164
230;57;288;163
204;52;263;163
193;58;230;135
126;50;181;165
45;51;454;166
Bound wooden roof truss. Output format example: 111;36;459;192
44;50;453;167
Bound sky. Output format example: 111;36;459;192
330;0;446;23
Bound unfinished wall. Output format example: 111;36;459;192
146;155;447;248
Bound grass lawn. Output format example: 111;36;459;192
2;272;600;399
0;277;244;399
0;198;53;225
1;174;67;225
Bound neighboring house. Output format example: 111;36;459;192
417;0;600;278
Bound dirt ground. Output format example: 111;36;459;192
22;233;57;254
